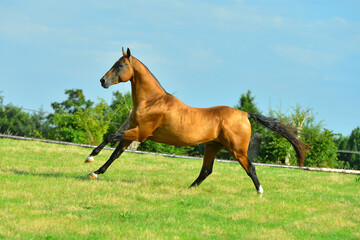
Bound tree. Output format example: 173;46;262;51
51;99;113;145
49;89;114;145
26;108;52;139
302;127;339;168
235;90;260;114
283;105;311;165
105;91;133;140
335;134;349;168
258;105;340;168
235;90;264;135
0;95;50;138
345;127;360;170
0;103;32;135
51;89;94;114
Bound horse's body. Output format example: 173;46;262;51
135;96;249;147
86;48;307;194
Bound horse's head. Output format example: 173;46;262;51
100;48;134;88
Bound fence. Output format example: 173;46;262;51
1;133;360;175
337;150;360;154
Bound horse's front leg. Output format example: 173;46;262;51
87;127;141;179
84;132;122;163
85;117;130;163
88;140;132;179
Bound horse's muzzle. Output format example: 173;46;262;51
100;78;108;88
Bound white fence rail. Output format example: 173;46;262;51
1;134;360;175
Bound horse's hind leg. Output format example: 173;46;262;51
85;117;130;163
221;120;263;195
88;140;132;179
190;142;223;187
233;149;263;195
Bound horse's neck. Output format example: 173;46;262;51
130;58;166;106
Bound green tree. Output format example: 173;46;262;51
0;94;50;138
235;90;264;135
106;91;133;139
235;90;260;113
283;105;311;165
26;108;52;139
0;103;31;135
258;105;340;168
302;127;339;168
51;99;112;145
345;127;360;170
51;89;94;114
334;134;349;168
49;89;115;145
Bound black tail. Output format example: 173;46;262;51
248;113;308;166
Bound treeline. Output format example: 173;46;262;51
0;89;359;170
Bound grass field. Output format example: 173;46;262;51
0;138;359;239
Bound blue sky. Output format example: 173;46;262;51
0;0;359;136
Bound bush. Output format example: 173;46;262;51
51;100;112;145
257;105;340;168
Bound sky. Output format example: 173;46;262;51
0;0;359;136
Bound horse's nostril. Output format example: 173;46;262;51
100;78;105;86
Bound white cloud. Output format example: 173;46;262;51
324;76;339;82
331;16;347;25
0;11;56;41
187;47;222;69
273;45;340;67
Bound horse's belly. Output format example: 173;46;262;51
148;124;218;146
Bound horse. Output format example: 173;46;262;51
85;48;307;195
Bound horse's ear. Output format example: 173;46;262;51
127;48;131;58
122;47;127;56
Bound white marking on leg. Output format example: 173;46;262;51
85;155;95;163
88;172;98;179
257;185;264;195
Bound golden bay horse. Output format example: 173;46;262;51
85;48;307;194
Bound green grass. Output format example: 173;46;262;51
0;138;359;240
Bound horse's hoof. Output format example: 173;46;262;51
88;172;98;179
257;185;264;196
85;155;94;163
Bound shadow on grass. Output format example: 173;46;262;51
2;168;140;184
3;169;96;181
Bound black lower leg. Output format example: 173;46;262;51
90;133;123;157
190;142;222;188
93;143;126;175
247;162;261;191
90;116;130;157
90;142;108;157
190;166;212;187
